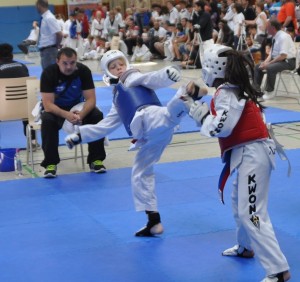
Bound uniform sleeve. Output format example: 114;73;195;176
124;67;175;89
201;88;246;138
79;103;123;143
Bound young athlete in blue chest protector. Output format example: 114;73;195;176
189;44;291;282
65;50;208;237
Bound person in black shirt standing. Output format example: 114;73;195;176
40;47;106;178
192;1;214;61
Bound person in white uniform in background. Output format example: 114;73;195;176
65;50;207;237
189;44;291;282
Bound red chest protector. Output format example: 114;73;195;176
211;92;269;156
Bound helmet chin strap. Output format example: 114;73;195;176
103;74;119;86
109;78;119;84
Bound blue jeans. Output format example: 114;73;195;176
40;46;58;70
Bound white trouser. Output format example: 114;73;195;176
230;139;289;275
131;88;188;211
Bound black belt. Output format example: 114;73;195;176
39;44;57;51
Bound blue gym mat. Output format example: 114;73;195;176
27;65;103;81
1;86;300;149
0;149;299;281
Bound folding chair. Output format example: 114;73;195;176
274;42;300;103
26;79;85;172
0;76;36;147
28;44;39;57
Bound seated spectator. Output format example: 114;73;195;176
17;21;39;55
163;23;176;61
131;37;152;62
123;16;139;55
179;22;201;69
247;25;262;54
180;46;201;69
178;0;191;21
216;19;234;47
79;35;97;60
153;21;173;59
178;20;195;61
253;20;296;100
151;3;162;22
148;19;167;57
40;47;106;178
172;19;188;61
0;43;39;149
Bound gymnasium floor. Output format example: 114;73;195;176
0;52;299;281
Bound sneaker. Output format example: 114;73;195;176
90;160;106;173
261;271;291;282
44;165;57;178
262;90;276;100
222;244;254;258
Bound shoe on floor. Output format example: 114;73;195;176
90;160;106;173
261;271;291;282
135;222;164;237
44;165;57;178
135;211;164;237
222;244;254;258
262;90;276;100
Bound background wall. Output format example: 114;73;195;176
0;0;65;6
0;1;65;53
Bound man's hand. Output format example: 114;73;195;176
66;111;82;125
65;133;82;149
166;66;181;82
259;61;269;70
189;101;210;126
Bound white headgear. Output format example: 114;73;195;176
100;50;130;82
202;44;232;87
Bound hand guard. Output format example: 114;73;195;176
189;101;210;126
166;66;181;82
65;133;82;149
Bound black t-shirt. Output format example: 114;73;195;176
0;59;29;78
40;62;95;108
192;11;213;41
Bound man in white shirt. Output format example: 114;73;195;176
36;0;63;70
253;19;296;100
167;0;179;25
223;0;235;31
178;0;191;21
17;21;39;55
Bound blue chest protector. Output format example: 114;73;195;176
114;82;162;136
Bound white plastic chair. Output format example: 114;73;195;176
28;44;39;57
273;42;300;103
